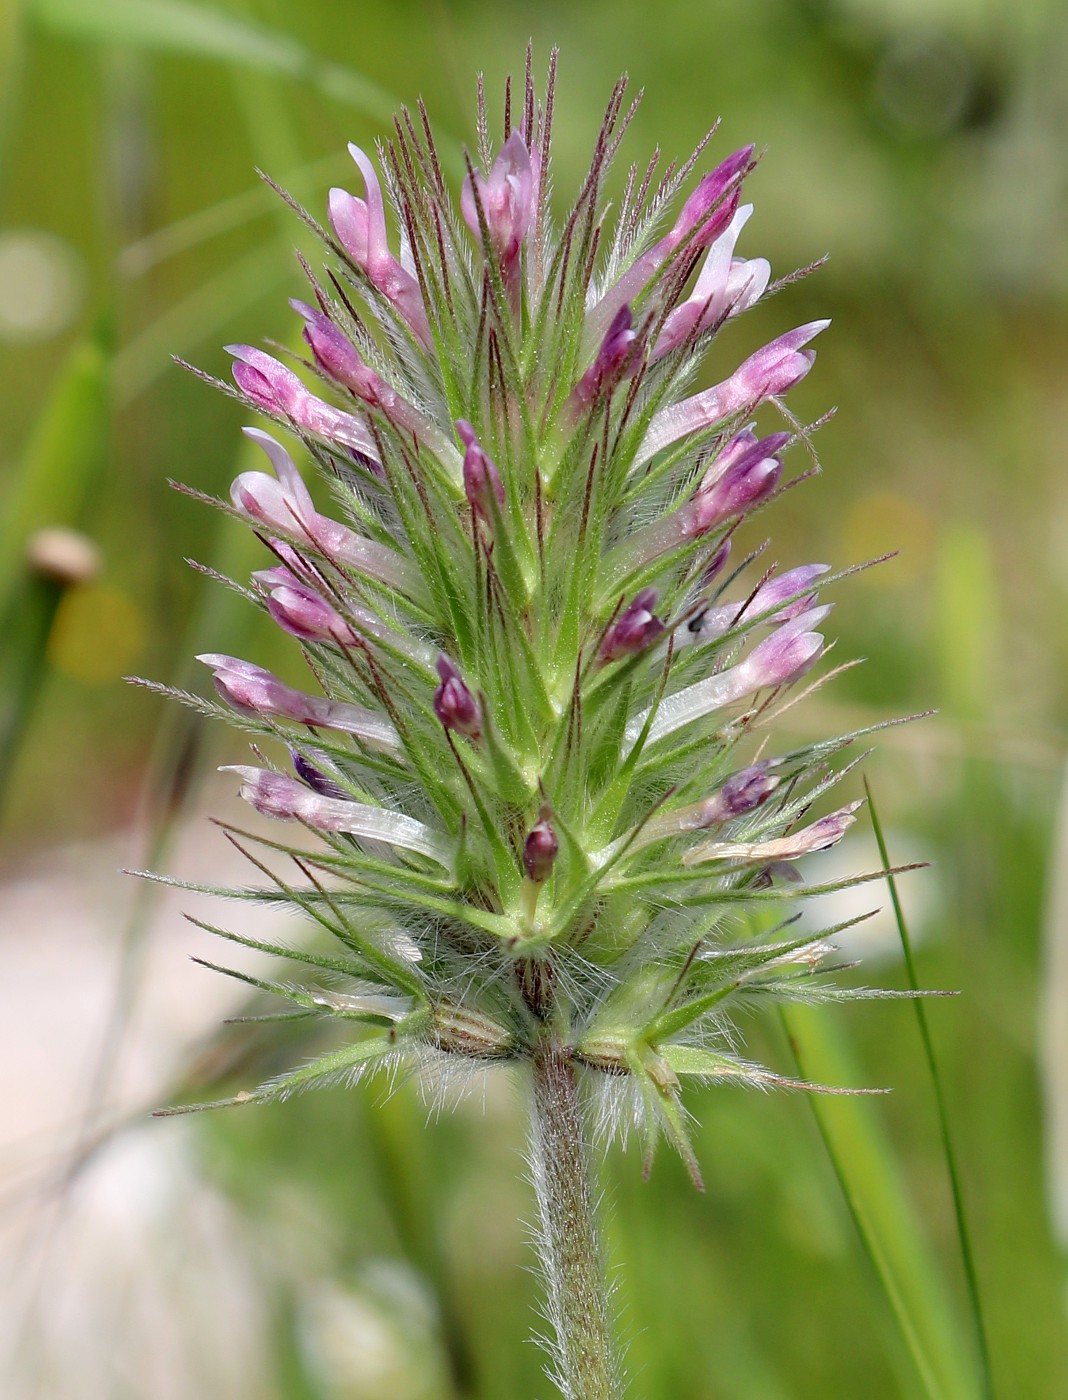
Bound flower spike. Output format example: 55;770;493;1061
155;57;913;1400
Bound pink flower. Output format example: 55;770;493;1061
228;345;379;458
461;130;535;275
652;203;770;359
329;144;431;346
199;653;398;748
586;146;754;346
684;563;830;645
229;430;414;595
639;321;829;465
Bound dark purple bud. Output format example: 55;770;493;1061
456;420;505;520
718;765;779;816
291;749;347;799
433;654;482;739
523;808;559;882
571;305;639;409
700;537;733;589
601;588;666;663
673;146;754;251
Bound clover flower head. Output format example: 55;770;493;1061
154;47;900;1223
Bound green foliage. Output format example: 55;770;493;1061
3;1;1067;1395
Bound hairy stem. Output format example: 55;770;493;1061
529;1039;623;1400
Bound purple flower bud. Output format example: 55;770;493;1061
721;321;827;407
328;144;431;346
256;545;433;666
292;300;369;389
633;606;828;749
684;431;790;536
685;766;780;829
738;611;825;691
704;424;761;477
699;537;733;588
613;429;781;573
523;808;559;882
290;302;455;459
456;420;505;519
639;321;829;466
198;653;398;747
683;563;829;646
585;146;753;346
750;564;830;621
571;305;639;409
601;588;666;663
433;655;482;739
291;749;347;798
461;130;535;271
653;203;770;360
671;147;753;251
260;574;358;646
719;765;780;817
637;764;780;845
227;345;379;458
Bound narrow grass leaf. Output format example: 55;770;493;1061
782;1000;977;1400
866;779;993;1400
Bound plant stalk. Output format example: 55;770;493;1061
529;1038;623;1400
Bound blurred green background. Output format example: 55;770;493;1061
2;0;1067;1396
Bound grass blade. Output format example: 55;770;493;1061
866;778;994;1399
781;1000;978;1400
